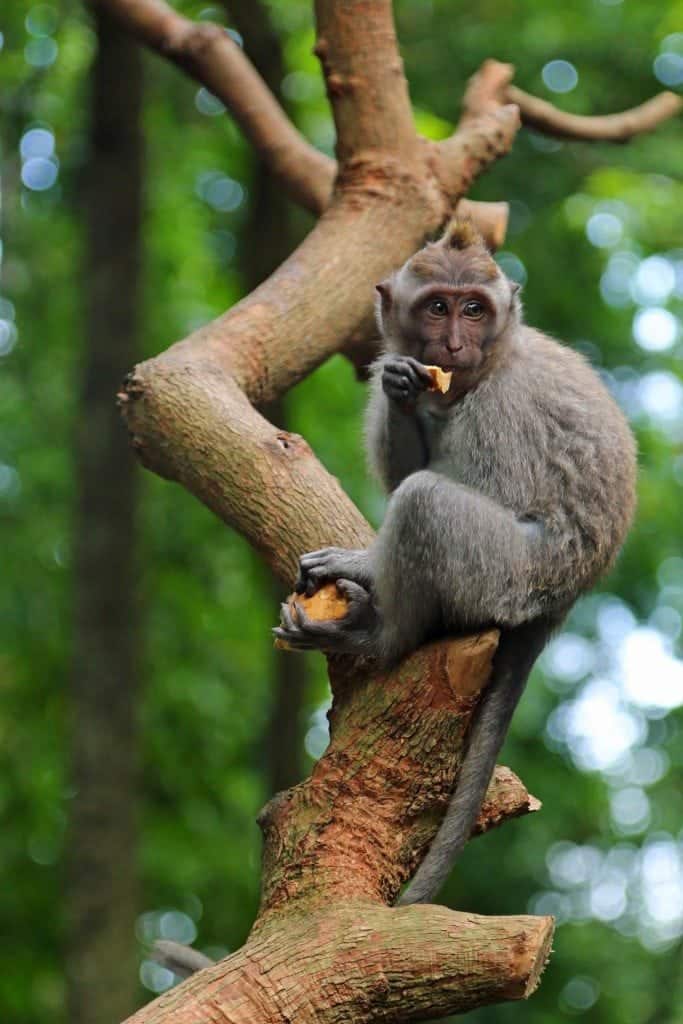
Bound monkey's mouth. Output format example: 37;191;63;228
435;355;472;370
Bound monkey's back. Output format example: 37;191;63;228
431;328;637;611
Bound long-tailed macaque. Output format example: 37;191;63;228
275;219;637;906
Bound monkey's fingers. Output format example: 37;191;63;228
297;548;360;594
296;547;339;593
384;357;432;388
383;373;417;403
335;579;373;620
290;602;340;637
272;626;319;650
334;579;380;637
403;356;434;385
275;602;320;649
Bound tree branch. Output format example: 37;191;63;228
313;0;416;162
127;636;553;1024
507;84;683;142
91;0;509;246
118;29;516;572
90;0;333;213
459;58;682;141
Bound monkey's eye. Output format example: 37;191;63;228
428;299;449;317
462;300;485;319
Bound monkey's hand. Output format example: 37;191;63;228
273;580;379;654
296;547;374;597
382;356;432;407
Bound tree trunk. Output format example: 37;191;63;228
66;11;144;1023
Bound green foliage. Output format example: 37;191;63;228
1;0;682;1021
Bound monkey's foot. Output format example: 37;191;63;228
274;579;379;654
296;548;373;597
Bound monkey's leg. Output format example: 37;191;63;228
371;470;546;664
296;547;374;596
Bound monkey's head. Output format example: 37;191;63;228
376;219;520;374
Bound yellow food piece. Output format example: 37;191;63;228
274;583;349;650
425;365;453;394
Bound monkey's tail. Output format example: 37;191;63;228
397;620;551;906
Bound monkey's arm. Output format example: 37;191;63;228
365;356;431;491
278;471;550;662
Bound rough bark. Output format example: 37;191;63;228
127;634;552;1023
66;10;143;1024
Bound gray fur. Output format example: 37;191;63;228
275;223;637;904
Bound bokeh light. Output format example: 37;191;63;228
495;251;527;286
632;307;679;351
195;88;226;117
586;212;623;248
20;127;55;161
654;53;683;87
21;157;58;192
25;37;58;68
542;59;579;93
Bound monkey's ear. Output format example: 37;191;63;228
375;280;393;315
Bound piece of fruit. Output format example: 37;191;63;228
274;582;349;649
425;365;453;394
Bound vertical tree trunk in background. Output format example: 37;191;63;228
228;0;311;792
66;12;143;1023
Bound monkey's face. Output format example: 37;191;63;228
407;284;497;371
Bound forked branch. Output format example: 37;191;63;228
462;59;682;141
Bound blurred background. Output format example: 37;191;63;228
1;0;683;1021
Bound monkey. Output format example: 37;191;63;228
274;218;637;906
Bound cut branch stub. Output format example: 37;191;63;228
129;904;553;1024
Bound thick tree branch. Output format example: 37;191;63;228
133;905;552;1024
314;0;416;161
435;103;521;200
127;636;553;1024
